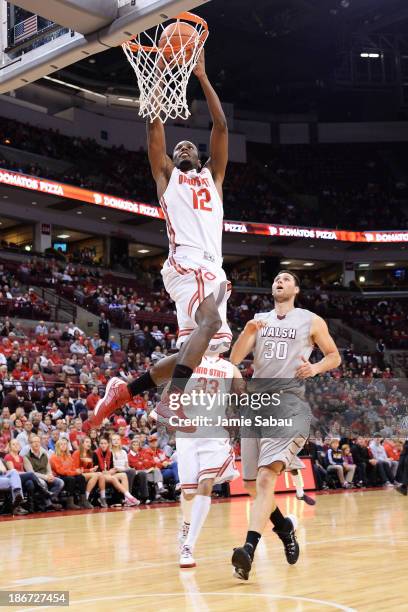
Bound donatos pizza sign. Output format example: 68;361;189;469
1;168;407;243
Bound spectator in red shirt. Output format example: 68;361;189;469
69;418;87;451
129;394;147;413
95;368;107;385
147;434;180;488
128;438;167;501
21;356;30;372
146;435;168;469
383;439;402;462
49;347;63;365
112;412;127;431
93;437;139;507
72;437;104;508
11;362;28;381
0;337;12;357
36;334;49;349
28;288;38;303
86;386;100;412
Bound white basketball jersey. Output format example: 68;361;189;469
189;355;235;387
182;355;235;437
160;167;223;259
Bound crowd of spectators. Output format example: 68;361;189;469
1;255;176;331
2;253;408;353
0;421;181;514
1;117;407;230
306;370;407;437
0;315;184;514
0;253;406;517
0;295;406;516
301;291;408;349
303;434;407;493
0;262;51;320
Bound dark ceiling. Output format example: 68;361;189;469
52;0;408;118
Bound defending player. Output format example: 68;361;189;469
229;270;341;580
176;352;242;568
86;49;231;431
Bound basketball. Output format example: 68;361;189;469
158;21;198;63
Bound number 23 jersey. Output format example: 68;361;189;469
160;167;223;259
252;308;315;382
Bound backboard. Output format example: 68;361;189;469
0;0;209;93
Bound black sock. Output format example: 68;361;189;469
127;371;155;397
244;530;261;558
169;364;193;393
270;507;291;532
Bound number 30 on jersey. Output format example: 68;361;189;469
263;340;288;360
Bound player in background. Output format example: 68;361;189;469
86;50;231;431
177;352;242;568
91;346;241;569
287;459;315;505
230;270;341;580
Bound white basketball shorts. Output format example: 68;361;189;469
161;248;232;354
176;436;239;494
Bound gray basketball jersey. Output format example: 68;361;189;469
251;308;315;392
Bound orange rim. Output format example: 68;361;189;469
125;11;209;53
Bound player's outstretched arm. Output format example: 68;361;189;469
230;319;266;366
146;118;174;198
296;316;341;379
193;50;228;189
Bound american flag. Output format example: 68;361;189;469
14;15;38;44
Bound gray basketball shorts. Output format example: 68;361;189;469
240;393;311;481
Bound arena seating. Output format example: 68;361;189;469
2;254;408;348
1;117;407;229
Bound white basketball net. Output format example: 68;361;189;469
122;13;208;123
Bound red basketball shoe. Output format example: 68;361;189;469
150;389;196;433
87;377;132;429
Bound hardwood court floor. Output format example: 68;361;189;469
0;490;406;612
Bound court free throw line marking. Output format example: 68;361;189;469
10;577;55;586
5;531;408;591
19;592;356;612
4;552;230;589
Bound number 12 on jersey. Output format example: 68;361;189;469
191;187;212;211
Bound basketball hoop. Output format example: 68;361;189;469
122;12;209;123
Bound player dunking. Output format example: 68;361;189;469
230;270;341;580
86;50;232;430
